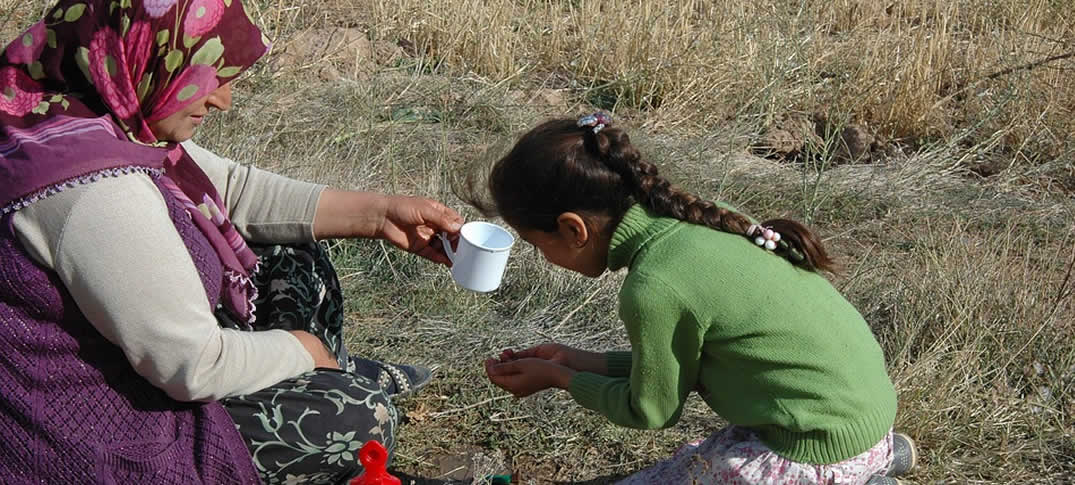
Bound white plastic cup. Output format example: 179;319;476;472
438;221;515;292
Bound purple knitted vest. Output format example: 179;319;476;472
0;175;260;484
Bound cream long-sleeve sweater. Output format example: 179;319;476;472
11;140;326;402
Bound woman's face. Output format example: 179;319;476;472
148;82;232;143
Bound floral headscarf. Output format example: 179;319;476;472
0;0;271;323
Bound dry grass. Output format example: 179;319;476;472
3;0;1074;483
350;0;1073;159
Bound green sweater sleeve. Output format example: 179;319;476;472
604;351;632;377
568;275;704;429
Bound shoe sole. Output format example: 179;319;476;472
390;365;437;399
887;432;918;477
866;477;904;485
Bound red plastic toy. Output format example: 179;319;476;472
349;440;401;485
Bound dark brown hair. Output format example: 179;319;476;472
461;117;836;272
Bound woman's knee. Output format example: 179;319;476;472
303;371;398;450
225;370;399;481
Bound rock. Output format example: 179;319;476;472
754;113;883;164
533;88;566;106
272;27;395;81
752;113;821;159
810;113;882;164
507;88;568;108
835;122;877;163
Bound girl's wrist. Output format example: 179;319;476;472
570;349;607;375
556;366;577;390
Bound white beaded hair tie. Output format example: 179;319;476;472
747;224;781;251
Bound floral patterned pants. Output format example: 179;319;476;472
217;243;398;485
615;425;894;485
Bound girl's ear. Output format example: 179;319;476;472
556;212;590;248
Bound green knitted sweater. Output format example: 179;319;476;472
567;205;897;464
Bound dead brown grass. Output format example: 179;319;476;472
342;0;1073;159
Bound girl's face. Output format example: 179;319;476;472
514;213;609;278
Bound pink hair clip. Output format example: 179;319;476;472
747;224;781;251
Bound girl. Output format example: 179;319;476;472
472;113;915;484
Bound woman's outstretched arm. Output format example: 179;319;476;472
313;189;463;265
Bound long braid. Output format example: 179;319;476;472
462;115;837;273
586;124;834;273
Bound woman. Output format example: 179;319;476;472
0;0;461;483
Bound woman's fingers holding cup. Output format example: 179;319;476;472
383;197;462;266
409;197;463;234
412;238;453;266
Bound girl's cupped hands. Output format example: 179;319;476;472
496;343;609;376
483;357;575;398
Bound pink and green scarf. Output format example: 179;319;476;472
0;0;270;323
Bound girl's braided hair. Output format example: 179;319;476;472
460;115;835;272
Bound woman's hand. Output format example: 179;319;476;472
497;343;608;375
313;190;463;265
289;330;340;370
376;194;463;266
483;357;575;398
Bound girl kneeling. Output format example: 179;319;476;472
474;114;904;484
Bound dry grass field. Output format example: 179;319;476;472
3;0;1073;483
